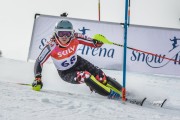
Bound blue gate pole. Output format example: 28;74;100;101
122;0;129;101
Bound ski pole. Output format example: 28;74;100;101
93;34;180;63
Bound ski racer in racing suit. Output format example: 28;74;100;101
32;20;122;99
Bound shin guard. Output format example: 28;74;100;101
84;75;111;96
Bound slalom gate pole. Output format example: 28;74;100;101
113;42;180;63
128;0;131;26
93;34;180;63
98;0;101;21
122;0;129;101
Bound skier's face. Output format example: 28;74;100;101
58;36;71;44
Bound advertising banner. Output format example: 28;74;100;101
28;14;180;76
127;25;180;76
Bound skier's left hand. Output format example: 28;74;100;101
93;39;103;47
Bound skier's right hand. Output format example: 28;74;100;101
32;77;43;91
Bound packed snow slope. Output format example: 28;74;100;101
0;57;180;120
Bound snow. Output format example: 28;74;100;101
0;57;180;120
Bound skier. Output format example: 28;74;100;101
32;20;122;99
169;36;180;52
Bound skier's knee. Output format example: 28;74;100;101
94;68;107;84
74;71;91;83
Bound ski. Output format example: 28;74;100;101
119;97;167;108
144;99;167;107
126;97;147;106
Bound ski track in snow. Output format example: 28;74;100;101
0;57;180;120
0;82;180;120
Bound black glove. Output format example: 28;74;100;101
32;77;43;91
93;39;103;47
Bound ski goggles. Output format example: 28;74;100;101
56;31;73;37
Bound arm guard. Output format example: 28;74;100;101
74;33;98;47
34;45;51;77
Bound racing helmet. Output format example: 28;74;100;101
54;20;74;46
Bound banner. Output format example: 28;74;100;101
28;14;180;76
127;25;180;76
